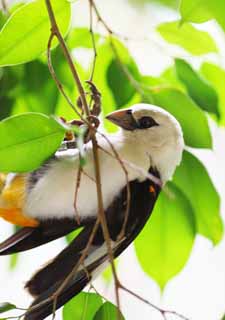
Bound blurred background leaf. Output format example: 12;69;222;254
180;0;225;31
151;88;212;148
175;58;219;118
135;183;196;289
173;151;223;244
157;21;218;55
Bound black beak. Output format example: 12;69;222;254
106;109;137;131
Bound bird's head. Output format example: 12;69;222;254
106;103;183;147
106;103;184;182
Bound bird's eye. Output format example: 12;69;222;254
138;116;159;129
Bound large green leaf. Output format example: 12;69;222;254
0;113;66;172
201;62;225;125
151;88;212;148
175;59;219;118
157;21;217;55
93;302;125;320
0;0;71;66
173;151;223;244
135;183;196;289
63;292;103;320
180;0;225;31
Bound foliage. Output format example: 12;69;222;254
0;0;225;318
63;292;125;320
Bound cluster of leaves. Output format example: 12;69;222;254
0;0;225;316
0;293;124;320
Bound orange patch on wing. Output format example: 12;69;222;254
149;185;156;197
2;174;26;208
0;173;7;191
0;174;39;227
0;208;39;227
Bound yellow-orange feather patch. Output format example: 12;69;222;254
0;174;39;227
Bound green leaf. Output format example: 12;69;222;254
151;88;212;148
94;38;141;122
180;0;225;30
107;58;140;108
0;302;17;313
67;27;101;49
66;227;83;244
173;151;223;244
9;253;19;270
142;67;185;92
0;113;66;172
134;182;196;289
175;59;219;118
23;60;58;114
63;292;103;320
93;302;125;320
0;66;24;97
201;62;225;125
102;259;118;283
157;21;218;55
0;96;14;121
0;0;71;66
180;0;214;23
0;12;7;29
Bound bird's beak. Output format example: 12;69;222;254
105;109;137;130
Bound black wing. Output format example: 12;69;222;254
0;218;88;255
24;168;161;320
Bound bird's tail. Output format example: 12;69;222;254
24;269;90;320
24;224;106;320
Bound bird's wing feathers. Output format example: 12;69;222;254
0;218;87;255
24;168;161;320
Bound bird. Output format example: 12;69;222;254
0;103;184;319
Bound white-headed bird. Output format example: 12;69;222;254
0;104;184;319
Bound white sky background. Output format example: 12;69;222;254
0;0;225;319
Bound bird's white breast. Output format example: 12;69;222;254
24;135;150;221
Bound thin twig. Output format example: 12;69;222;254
45;0;90;116
47;32;82;118
98;143;162;187
24;218;100;318
97;131;131;240
88;0;98;81
118;283;189;320
73;163;82;225
1;0;8;14
52;219;100;300
109;38;153;103
91;136;122;318
90;1;154;103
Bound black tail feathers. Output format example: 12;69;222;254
24;270;90;320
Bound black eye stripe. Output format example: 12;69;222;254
138;116;159;129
